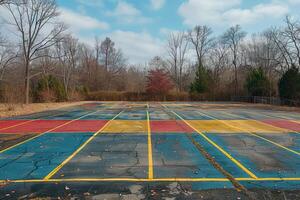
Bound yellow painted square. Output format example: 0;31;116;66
225;120;288;133
103;120;147;133
187;120;239;133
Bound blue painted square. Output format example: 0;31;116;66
0;132;93;180
191;133;251;178
152;133;225;178
116;111;147;120
52;134;148;179
205;133;300;178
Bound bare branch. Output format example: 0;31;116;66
188;25;214;67
4;0;66;103
166;32;189;91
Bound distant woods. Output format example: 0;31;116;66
0;0;300;103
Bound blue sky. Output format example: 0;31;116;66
55;0;300;64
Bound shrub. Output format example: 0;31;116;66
39;90;56;102
35;75;67;102
85;91;230;101
0;82;24;103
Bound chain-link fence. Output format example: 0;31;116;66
231;96;300;107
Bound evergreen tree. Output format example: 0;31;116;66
190;64;210;93
279;65;300;100
245;67;270;96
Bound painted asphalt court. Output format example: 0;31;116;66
0;102;300;191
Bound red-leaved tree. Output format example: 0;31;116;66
146;68;173;96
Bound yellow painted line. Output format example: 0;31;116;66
250;133;300;156
236;177;300;181
266;113;293;120
161;103;192;107
225;109;300;133
0;120;35;131
222;111;298;133
127;103;148;108
146;104;153;179
257;177;300;181
242;110;294;132
198;110;300;157
0;109;103;154
169;110;258;179
242;110;297;121
44;110;124;180
257;111;299;121
0;109;73;132
220;111;247;119
0;178;230;183
2;177;300;184
292;120;300;125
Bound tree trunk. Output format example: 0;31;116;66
233;55;238;96
234;65;238;96
24;61;30;104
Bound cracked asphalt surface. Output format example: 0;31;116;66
0;102;300;199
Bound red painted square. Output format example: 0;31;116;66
53;120;108;132
263;120;300;131
3;120;69;134
0;120;29;130
150;120;194;133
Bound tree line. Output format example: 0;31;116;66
0;0;299;103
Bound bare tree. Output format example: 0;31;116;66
148;56;167;69
125;65;146;93
5;0;65;103
166;32;189;92
55;35;78;98
0;0;15;5
0;35;17;81
94;36;102;77
100;37;115;71
282;16;300;68
262;31;284;73
188;25;214;67
208;39;229;88
268;28;293;71
99;37;126;90
78;43;96;90
222;25;246;95
94;36;101;66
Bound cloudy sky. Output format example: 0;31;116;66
15;0;300;63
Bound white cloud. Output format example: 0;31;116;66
159;28;182;36
178;0;289;27
111;1;140;16
59;8;109;32
107;1;151;24
223;3;289;25
76;30;164;64
150;0;166;10
288;0;300;4
75;0;104;7
49;29;164;64
110;30;164;64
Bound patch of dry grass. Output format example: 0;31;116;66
0;102;89;118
